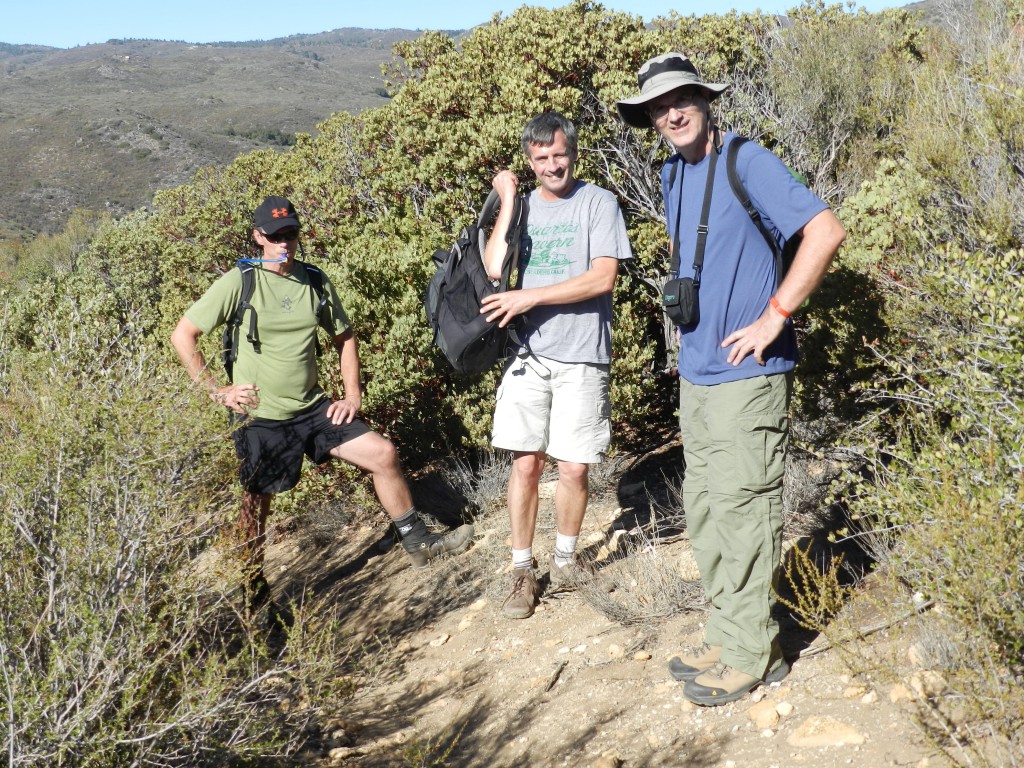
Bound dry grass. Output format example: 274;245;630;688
579;522;704;626
444;450;512;518
287;500;357;548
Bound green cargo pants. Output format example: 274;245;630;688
679;373;791;679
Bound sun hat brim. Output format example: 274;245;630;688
616;53;730;129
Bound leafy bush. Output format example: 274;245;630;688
0;1;932;551
0;281;358;765
832;0;1024;758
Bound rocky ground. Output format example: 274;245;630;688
260;444;951;768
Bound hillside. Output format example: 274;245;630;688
1;3;949;241
0;29;430;237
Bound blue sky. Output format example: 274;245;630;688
4;0;898;49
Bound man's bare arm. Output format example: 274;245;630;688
482;170;520;280
325;329;362;425
479;256;619;329
170;316;259;413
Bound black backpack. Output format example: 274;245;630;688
665;136;807;286
222;259;328;382
424;190;523;374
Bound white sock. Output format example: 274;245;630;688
553;532;578;568
512;547;534;571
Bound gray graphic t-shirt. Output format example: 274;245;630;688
516;181;632;364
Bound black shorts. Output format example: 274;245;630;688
231;399;371;494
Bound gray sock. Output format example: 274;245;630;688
394;508;430;548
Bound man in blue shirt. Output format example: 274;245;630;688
617;53;846;705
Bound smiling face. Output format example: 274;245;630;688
526;128;577;200
649;86;713;163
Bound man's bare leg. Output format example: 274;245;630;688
554;460;589;539
500;451;546;619
238;491;272;604
549;461;597;590
239;491;271;568
330;431;473;565
508;450;546;550
329;431;413;517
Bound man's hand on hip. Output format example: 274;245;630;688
213;384;260;414
721;308;788;366
327;396;361;425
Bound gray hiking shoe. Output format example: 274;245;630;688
683;660;791;706
668;642;721;682
403;522;475;568
501;563;541;619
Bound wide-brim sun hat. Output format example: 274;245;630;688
616;52;731;130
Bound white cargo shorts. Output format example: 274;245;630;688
491;351;611;464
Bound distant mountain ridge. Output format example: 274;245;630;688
0;29;431;237
0;4;942;240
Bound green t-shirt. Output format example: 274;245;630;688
186;262;350;421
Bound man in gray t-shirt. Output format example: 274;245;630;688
481;111;633;620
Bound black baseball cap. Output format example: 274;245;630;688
253;195;300;234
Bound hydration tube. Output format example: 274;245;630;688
236;254;287;264
236;241;303;265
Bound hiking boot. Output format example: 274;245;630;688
683;660;791;706
501;563;541;620
547;553;597;593
403;522;475;568
668;643;721;682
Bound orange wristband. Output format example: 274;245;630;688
769;295;791;319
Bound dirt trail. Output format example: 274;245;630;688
264;456;942;768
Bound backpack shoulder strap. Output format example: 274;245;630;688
726;136;784;280
301;261;329;317
298;260;329;357
239;263;258;345
477;190;523;292
663;156;681;214
223;261;259;382
499;195;523;292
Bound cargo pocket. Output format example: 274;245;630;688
734;376;789;493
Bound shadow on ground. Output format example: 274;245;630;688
260;434;879;766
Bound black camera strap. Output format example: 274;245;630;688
669;135;720;288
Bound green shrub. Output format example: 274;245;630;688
833;1;1024;757
0;283;357;765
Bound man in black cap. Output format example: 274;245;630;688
617;54;845;705
171;195;474;607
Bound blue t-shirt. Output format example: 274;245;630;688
662;132;827;385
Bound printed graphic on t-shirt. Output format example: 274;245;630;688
281;296;294;312
524;222;580;277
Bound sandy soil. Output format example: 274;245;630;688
261;450;947;768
